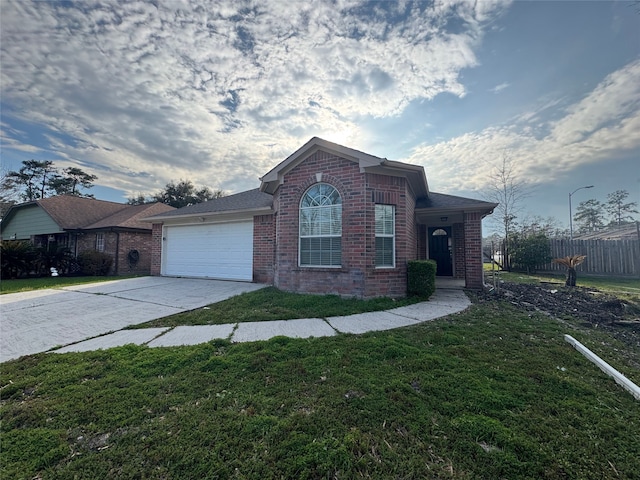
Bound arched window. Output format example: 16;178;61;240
299;183;342;266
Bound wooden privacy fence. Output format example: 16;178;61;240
540;239;640;276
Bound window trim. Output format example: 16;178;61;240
96;232;105;252
299;183;342;268
375;204;395;268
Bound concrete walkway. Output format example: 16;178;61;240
54;289;471;354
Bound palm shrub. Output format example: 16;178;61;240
36;242;76;275
0;240;37;278
553;255;587;287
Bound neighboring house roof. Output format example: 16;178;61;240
84;202;175;230
0;196;177;238
573;223;639;240
416;192;497;214
259;137;429;197
143;189;273;222
1;196;129;232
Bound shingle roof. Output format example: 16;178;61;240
416;192;497;211
84;202;175;230
36;196;130;229
1;196;178;233
144;189;273;220
574;224;639;240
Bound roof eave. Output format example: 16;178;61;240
141;206;273;223
415;203;498;217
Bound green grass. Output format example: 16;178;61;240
2;300;639;479
484;264;640;300
0;276;139;295
134;286;423;328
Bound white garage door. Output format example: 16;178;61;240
162;221;253;281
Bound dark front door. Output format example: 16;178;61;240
428;227;452;276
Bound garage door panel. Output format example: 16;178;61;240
162;222;253;281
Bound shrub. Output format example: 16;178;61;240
0;240;37;279
407;260;437;298
509;233;552;274
77;250;113;276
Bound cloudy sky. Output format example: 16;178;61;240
1;0;639;232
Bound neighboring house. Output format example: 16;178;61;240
145;138;497;297
1;196;174;275
574;223;639;241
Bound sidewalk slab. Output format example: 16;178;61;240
426;290;471;307
327;311;422;334
232;318;335;342
148;325;235;347
388;303;457;322
55;328;169;354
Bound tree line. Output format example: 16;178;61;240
1;160;97;202
573;190;638;233
1;160;225;214
127;179;225;208
484;153;638;275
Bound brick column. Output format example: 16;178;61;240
150;223;163;276
463;212;483;289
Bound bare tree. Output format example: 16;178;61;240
484;151;531;270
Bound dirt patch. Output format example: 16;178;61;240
473;281;640;367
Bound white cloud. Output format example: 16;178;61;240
406;59;640;194
490;82;510;93
0;0;511;198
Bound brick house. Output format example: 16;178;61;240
146;138;496;297
1;196;174;275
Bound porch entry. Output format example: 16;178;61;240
428;227;452;276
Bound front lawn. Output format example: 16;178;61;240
2;297;639;479
134;286;422;328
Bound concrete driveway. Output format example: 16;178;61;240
0;277;265;363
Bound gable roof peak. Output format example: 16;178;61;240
260;137;428;197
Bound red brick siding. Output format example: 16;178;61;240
417;224;427;260
76;232;116;275
116;231;153;275
452;222;465;279
273;152;369;297
151;224;163;276
77;230;155;275
270;151;415;298
463;212;484;289
253;214;275;283
364;173;417;298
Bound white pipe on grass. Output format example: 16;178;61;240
564;334;640;401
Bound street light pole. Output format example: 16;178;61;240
569;185;594;240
